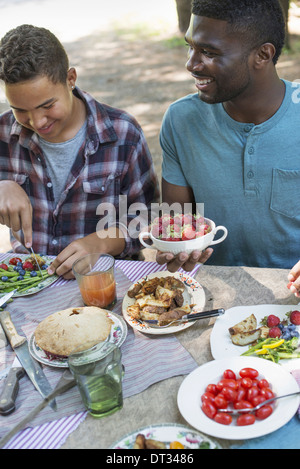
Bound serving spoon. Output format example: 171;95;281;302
217;391;300;415
143;308;225;328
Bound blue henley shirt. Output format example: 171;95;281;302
160;79;300;268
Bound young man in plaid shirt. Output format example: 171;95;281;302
0;25;159;278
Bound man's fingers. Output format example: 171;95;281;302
156;248;213;273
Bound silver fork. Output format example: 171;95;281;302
143;308;225;329
217;391;300;415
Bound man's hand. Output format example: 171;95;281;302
156;248;213;273
48;229;126;279
0;181;33;248
288;260;300;297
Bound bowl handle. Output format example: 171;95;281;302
139;231;156;249
210;226;228;245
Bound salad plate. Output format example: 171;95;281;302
109;423;221;449
29;311;127;368
210;304;300;371
0;255;58;298
178;356;300;440
122;271;205;335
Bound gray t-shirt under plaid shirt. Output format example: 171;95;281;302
38;121;87;205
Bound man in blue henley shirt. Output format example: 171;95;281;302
157;0;300;278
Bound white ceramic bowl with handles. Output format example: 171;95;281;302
139;217;228;255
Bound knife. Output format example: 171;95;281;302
0;310;57;411
0;290;17;349
0;290;17;309
143;308;226;324
0;358;25;416
0;370;76;449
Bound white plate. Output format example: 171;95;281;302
0;255;59;297
210;304;300;371
122;271;205;335
177;356;300;440
109;423;221;449
29;311;128;368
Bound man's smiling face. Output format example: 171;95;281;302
5;74;74;143
185;14;255;105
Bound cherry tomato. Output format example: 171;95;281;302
236;378;243;388
214;394;228;409
258;379;270;389
201;392;215;404
9;257;22;266
236;387;247;402
221;387;238;403
260;388;275;400
247;387;260;403
251;379;259;387
239;368;259;379
201;401;217;420
216;379;238;391
237;414;256;426
0;263;8;270
234;400;254;411
251;395;266;407
255;405;273;420
241;377;253;389
206;384;218;396
223;369;236;380
214;413;232;425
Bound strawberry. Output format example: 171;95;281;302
23;261;34;271
268;327;282;338
181;225;196;240
290;310;300;325
267;315;281;328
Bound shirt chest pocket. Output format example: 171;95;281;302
82;173;121;198
270;168;300;219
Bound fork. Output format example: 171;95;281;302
143;308;225;328
217;391;300;415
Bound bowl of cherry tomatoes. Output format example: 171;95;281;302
177;357;300;439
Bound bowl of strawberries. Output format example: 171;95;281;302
139;213;228;255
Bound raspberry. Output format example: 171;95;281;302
267;315;281;328
290;310;300;325
268;327;282;338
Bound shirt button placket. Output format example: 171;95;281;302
244;137;257;196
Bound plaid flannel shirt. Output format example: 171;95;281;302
0;87;159;256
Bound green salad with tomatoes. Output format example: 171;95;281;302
0;255;53;306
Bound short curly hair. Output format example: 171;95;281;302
191;0;286;64
0;24;69;84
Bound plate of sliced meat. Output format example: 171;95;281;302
122;271;205;334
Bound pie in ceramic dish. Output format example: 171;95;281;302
34;306;113;359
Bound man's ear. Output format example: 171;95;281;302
253;43;276;69
67;67;77;89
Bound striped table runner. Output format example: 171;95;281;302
0;255;200;449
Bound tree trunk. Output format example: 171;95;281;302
175;0;192;33
279;0;290;49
